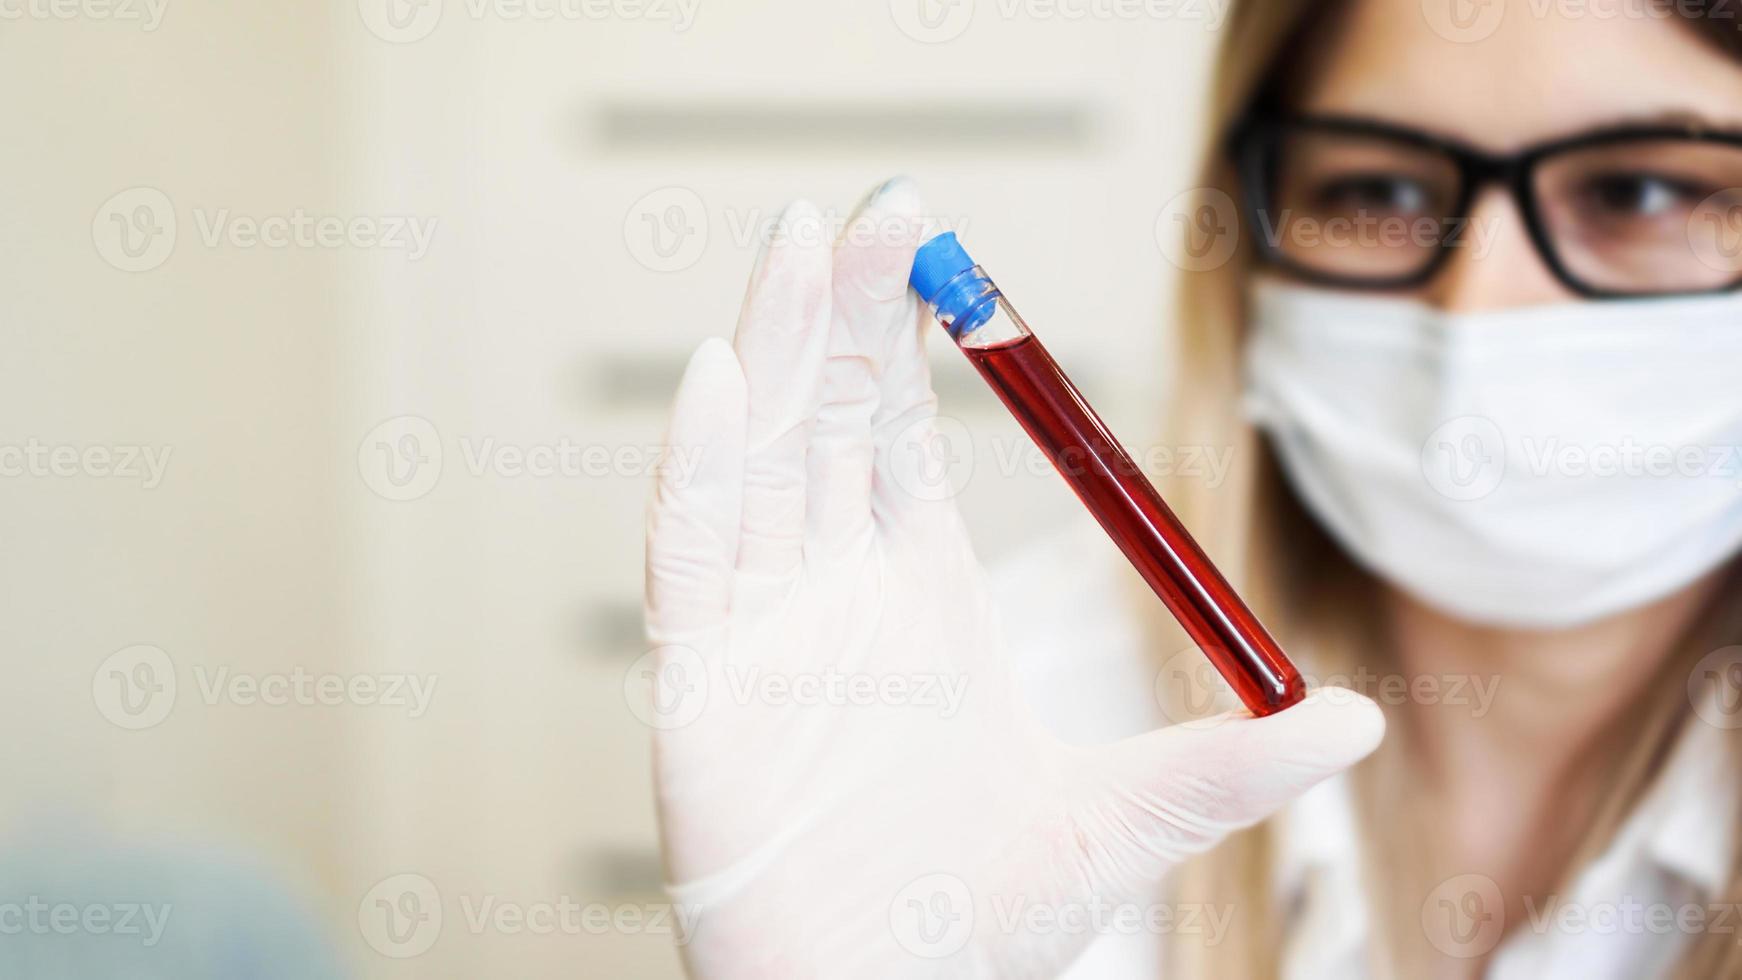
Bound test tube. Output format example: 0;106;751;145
909;233;1306;717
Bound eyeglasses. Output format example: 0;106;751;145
1230;114;1742;298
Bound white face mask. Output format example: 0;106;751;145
1242;279;1742;629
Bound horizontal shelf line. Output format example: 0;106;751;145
589;99;1098;150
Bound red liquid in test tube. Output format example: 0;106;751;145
911;234;1305;716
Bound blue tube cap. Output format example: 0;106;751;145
909;232;976;304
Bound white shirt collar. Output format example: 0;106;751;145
1634;695;1738;897
1272;695;1739;976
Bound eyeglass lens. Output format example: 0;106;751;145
1257;126;1742;294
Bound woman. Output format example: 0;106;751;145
643;1;1742;977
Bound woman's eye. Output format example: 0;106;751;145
1311;174;1431;215
1576;172;1701;219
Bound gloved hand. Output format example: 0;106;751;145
643;177;1386;979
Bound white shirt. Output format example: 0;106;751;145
994;530;1738;980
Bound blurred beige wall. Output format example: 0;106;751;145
0;0;358;921
0;1;1218;976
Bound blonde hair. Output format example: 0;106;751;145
1155;3;1742;976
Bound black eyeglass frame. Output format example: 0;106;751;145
1229;113;1742;299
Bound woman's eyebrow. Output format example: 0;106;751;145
1605;109;1741;133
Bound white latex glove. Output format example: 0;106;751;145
643;178;1385;979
